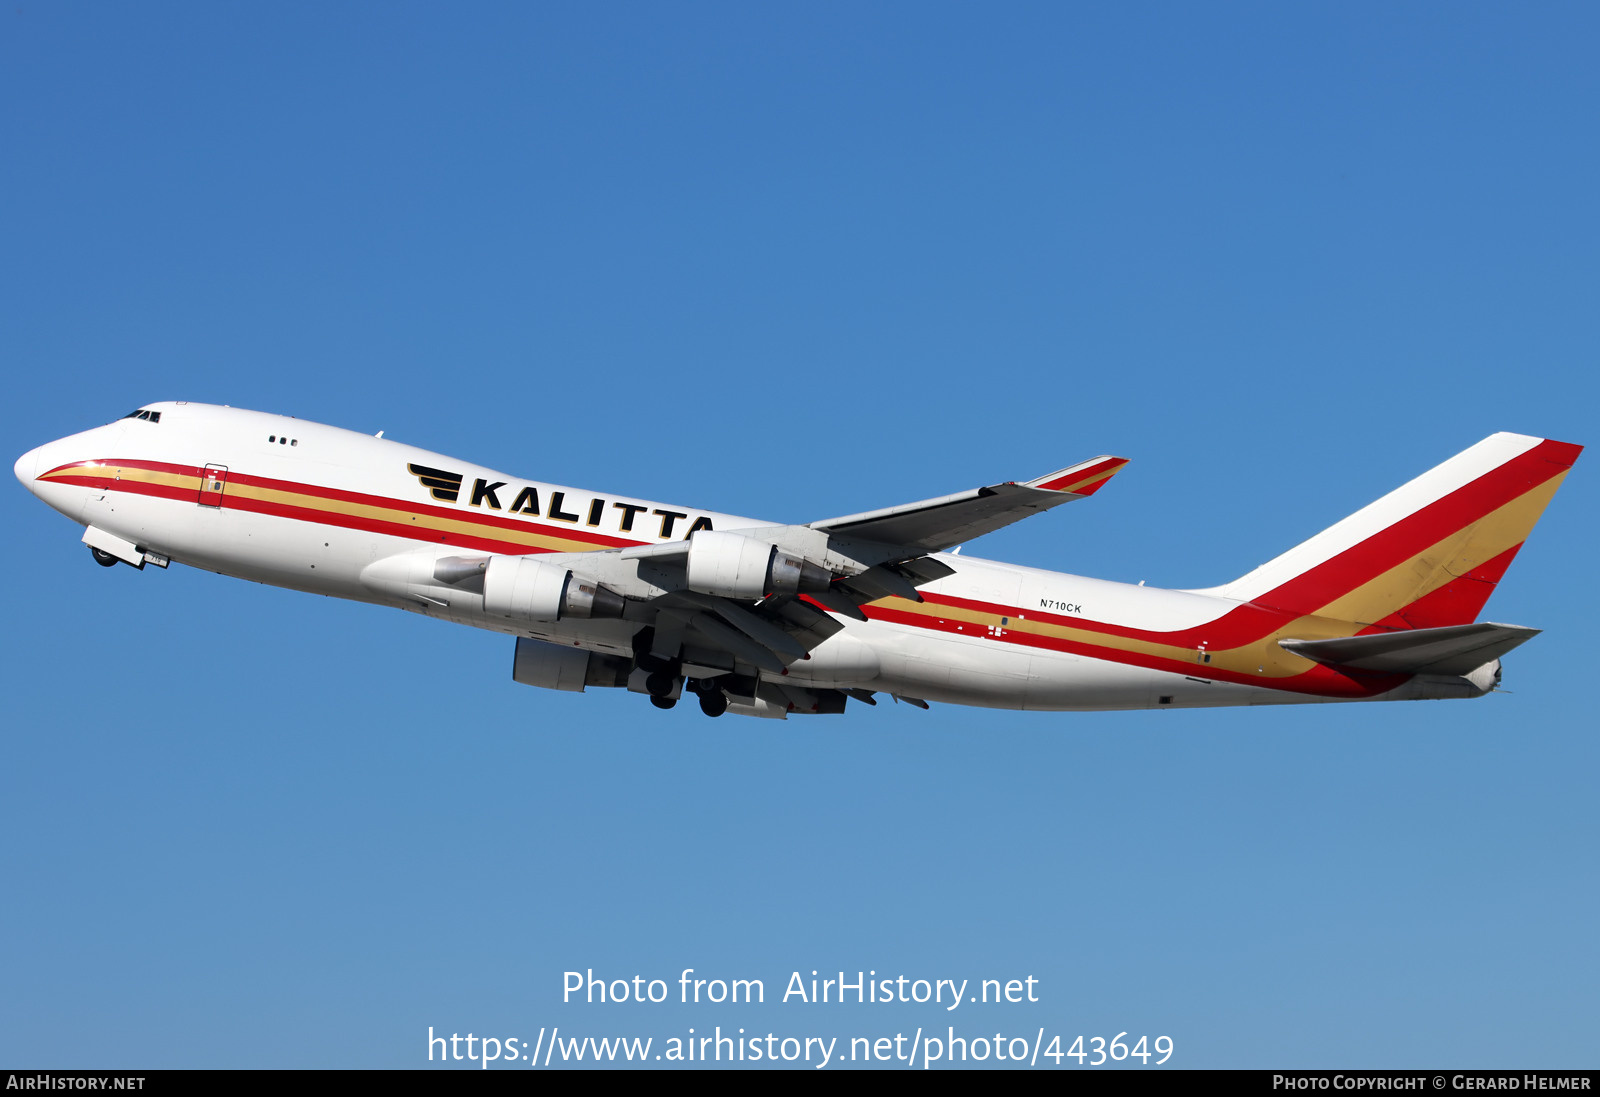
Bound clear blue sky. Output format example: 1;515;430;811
3;2;1595;1069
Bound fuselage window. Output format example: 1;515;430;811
269;435;276;443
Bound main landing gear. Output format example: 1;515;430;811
690;681;728;718
90;546;120;567
633;625;729;717
646;676;728;716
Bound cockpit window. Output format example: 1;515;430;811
122;409;161;423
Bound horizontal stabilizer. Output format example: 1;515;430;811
1278;622;1541;676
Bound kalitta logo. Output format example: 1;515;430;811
408;463;463;503
404;462;716;540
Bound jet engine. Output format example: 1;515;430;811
512;637;630;692
482;555;625;623
685;530;831;600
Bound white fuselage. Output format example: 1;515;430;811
15;402;1490;714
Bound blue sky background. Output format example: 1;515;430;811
3;2;1595;1069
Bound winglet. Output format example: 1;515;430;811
1026;456;1130;496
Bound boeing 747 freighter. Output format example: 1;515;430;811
15;403;1580;719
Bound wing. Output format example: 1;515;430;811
627;455;1129;665
807;455;1129;554
530;454;1129;661
419;455;1128;714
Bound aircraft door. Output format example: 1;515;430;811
199;463;228;507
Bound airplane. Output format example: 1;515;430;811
13;402;1582;719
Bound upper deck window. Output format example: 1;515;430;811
122;409;161;423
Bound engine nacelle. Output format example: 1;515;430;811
482;555;625;622
685;530;831;599
512;637;630;692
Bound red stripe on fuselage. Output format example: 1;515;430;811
41;459;640;551
860;599;1406;698
222;466;640;549
46;444;1569;699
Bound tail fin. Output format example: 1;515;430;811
1209;433;1581;629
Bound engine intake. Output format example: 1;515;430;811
686;530;831;600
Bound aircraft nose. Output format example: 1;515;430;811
14;446;39;487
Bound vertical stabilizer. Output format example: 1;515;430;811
1206;433;1581;628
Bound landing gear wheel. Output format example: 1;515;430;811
90;547;119;568
645;671;676;697
649;694;677;710
698;689;728;718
